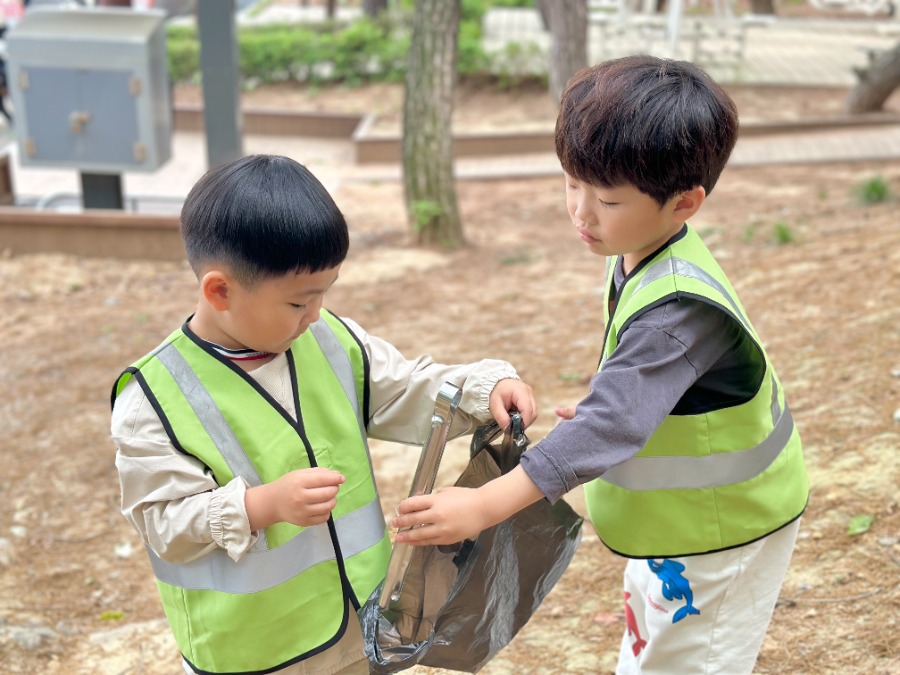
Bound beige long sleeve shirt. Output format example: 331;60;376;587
112;315;518;565
112;317;518;675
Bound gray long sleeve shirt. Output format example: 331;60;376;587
520;257;764;503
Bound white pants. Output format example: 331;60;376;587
616;519;800;675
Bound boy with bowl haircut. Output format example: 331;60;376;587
392;56;809;674
110;154;536;674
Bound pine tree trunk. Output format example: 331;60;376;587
402;0;464;247
748;0;776;14
363;0;388;19
538;0;588;102
846;42;900;114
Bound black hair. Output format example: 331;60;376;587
555;55;739;206
180;155;349;285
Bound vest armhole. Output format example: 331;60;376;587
131;369;203;463
111;367;139;411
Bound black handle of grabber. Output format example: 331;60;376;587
378;382;462;609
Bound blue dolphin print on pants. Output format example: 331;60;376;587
648;559;701;623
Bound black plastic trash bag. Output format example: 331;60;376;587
360;408;584;673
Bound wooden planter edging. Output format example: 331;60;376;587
0;208;183;261
3;109;898;261
172;104;900;165
173;104;363;138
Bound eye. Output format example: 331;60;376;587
599;198;618;207
290;303;307;309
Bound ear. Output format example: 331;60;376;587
670;186;706;224
199;270;233;312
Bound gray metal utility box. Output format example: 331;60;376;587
6;7;172;173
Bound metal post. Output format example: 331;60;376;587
197;0;243;169
81;172;124;210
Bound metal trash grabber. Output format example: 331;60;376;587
378;381;462;610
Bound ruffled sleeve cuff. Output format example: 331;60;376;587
459;361;520;422
208;477;259;562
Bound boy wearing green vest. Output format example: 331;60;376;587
110;154;537;675
393;56;809;674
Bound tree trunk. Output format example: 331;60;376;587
402;0;464;247
846;42;900;113
325;0;337;20
748;0;776;14
538;0;588;102
363;0;388;19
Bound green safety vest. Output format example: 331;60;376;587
584;226;808;558
112;310;390;674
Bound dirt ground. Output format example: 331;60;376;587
1;83;898;675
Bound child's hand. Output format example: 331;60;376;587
392;487;490;546
490;378;537;429
555;405;576;420
246;467;345;530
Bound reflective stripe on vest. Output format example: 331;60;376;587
632;256;755;337
601;401;794;490
115;316;391;672
600;255;790;491
156;342;266;489
148;318;385;591
309;319;368;441
588;227;808;558
146;496;385;593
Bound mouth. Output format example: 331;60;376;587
577;229;599;244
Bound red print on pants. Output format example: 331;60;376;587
624;591;648;656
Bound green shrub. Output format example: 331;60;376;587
772;221;796;245
165;2;545;90
856;175;889;205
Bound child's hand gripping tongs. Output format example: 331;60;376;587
378;381;462;609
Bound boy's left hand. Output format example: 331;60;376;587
490;378;537;429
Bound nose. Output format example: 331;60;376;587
304;300;323;325
571;191;593;224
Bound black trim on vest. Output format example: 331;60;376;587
599;501;807;560
180;322;302;428
111;367;139;411
174;337;356;673
129;370;194;458
286;353;359;616
617;292;766;415
328;311;372;430
181;599;351;675
601;225;690;364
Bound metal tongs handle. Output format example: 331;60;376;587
378;381;462;609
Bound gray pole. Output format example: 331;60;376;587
197;0;243;169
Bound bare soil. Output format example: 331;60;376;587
1;83;898;675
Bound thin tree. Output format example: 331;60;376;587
363;0;389;19
846;42;900;113
537;0;588;102
402;0;464;247
748;0;776;13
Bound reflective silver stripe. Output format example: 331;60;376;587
308;319;361;423
156;343;264;490
633;256;753;335
600;405;795;491
770;374;780;424
148;497;386;593
308;318;380;488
